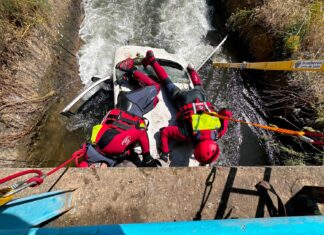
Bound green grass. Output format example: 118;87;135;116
280;145;323;166
0;0;49;44
283;21;307;54
227;8;254;32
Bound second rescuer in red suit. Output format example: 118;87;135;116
142;50;232;165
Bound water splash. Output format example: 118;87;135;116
78;0;213;85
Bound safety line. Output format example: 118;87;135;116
209;113;324;145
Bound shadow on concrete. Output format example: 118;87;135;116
256;182;323;217
214;167;272;219
194;167;322;221
254;167;272;217
285;186;323;216
193;167;217;220
0;214;31;230
47;167;69;192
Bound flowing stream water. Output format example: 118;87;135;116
29;0;277;167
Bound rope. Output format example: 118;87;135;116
214;113;304;135
0;169;43;184
209;113;324;144
46;144;86;177
313;141;324;145
74;144;87;167
0;144;87;196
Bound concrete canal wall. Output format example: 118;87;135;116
0;166;323;226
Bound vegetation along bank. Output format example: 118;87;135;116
211;0;324;165
0;0;83;164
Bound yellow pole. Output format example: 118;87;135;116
213;60;324;72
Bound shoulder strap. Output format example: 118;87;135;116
97;128;121;150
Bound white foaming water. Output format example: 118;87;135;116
78;0;214;85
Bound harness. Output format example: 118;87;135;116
176;102;221;141
91;109;146;148
104;109;146;131
176;102;214;120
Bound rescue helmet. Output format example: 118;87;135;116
194;140;220;164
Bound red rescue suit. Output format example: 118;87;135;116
78;64;161;167
160;106;232;154
156;64;232;154
94;108;150;156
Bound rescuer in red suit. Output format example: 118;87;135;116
142;50;232;165
76;58;162;168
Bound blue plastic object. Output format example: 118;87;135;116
0;189;74;229
1;215;324;235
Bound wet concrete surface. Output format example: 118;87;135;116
0;166;323;226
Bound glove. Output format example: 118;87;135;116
159;152;170;164
143;159;162;167
142;152;158;167
187;63;195;71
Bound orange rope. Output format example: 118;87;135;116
210;113;305;136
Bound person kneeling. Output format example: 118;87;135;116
73;58;162;168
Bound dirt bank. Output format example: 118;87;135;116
0;0;83;164
211;0;324;165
